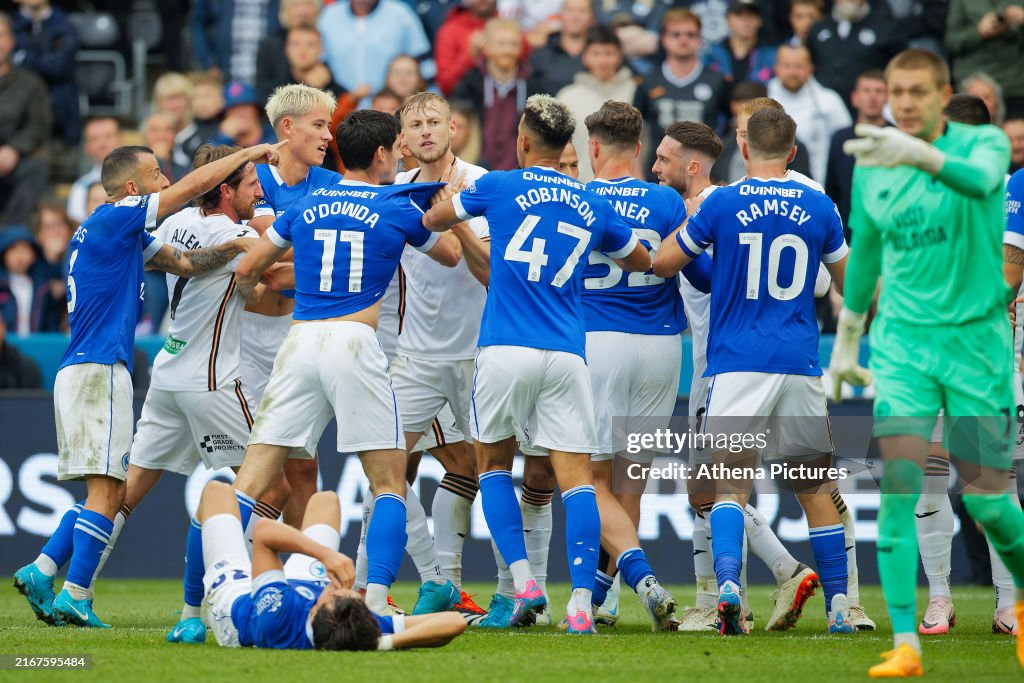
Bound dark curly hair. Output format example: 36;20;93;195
310;596;382;651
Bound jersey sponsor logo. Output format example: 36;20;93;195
254;586;284;615
886;225;948;252
199;434;245;454
163;335;187;355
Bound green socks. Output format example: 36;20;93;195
964;493;1024;590
877;458;924;634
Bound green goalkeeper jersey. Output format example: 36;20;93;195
846;121;1011;325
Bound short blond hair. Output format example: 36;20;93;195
737;96;784;118
484;17;521;40
265;83;337;131
152;72;194;103
399;91;451;125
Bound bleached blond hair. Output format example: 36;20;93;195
522;94;575;149
265;83;337;131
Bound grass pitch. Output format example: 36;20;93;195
0;581;1019;682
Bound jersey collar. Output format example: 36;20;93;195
590;176;634;185
268;165;312;188
305;612;315;647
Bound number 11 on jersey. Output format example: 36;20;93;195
314;229;364;293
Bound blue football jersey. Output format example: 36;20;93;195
60;194;164;373
678;177;848;376
234;578;398;650
253;164;343;218
1006;169;1024;249
453;167;638;357
582;177;687;335
267;181;442;321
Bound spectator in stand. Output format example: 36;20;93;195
452;18;536;170
767;44;851;184
84;182;105;217
806;0;904;109
557;26;636;182
319;0;431;104
1006;116;1024;173
786;0;824;45
370;88;403;115
710;80;815;183
30;201;70;328
141;112;189;183
884;0;947;55
0;14;49;229
215;81;275;147
11;0;79;146
385;54;428;101
192;73;225;144
529;0;593;97
66;117;121;224
594;0;669;74
190;0;281;84
151;72;203;173
450;99;482;165
634;9;728;175
264;26;348;98
826;69;888;230
0;316;41;389
256;0;322;103
946;1;1024;117
0;227;61;334
961;71;1006;126
435;0;497;96
705;0;777;89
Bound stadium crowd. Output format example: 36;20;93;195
0;0;1023;374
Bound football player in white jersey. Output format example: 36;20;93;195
245;84;342;527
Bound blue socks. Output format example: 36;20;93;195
562;484;599;592
183;491;255;608
41;500;84;570
809;523;848;610
618;547;655;592
591;570;614;607
479;470;528;566
710;501;744;587
66;509;113;590
365;493;407;588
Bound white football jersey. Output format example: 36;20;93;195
377;267;403;361
679;184;717;378
150;208;257;392
393;158;489;361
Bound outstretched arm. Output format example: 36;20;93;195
384;612;466;650
146;238;254;277
235;233;289;299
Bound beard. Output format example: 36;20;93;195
415;140;450;164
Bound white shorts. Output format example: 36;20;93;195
54;363;134;481
471;345;597;455
249;322;402;454
410;403;464;454
703;372;833;459
201;514;252;648
390;355;473;443
130;381;255;476
240;311;293;402
688;369;713;465
587;331;681;462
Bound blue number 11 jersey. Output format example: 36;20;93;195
453;167;638;358
679;177;848;377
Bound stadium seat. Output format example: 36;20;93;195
68;12;120;49
75;50;133;119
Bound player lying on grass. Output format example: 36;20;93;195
198;480;466;651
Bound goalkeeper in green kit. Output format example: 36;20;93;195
832;48;1024;678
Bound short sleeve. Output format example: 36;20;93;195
114;193;160;238
267;204;299;247
599;205;639;258
252;197;275;219
1005;170;1024;250
141;230;163;263
452;171;500;221
822;202;849;264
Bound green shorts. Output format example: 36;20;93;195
869;310;1014;468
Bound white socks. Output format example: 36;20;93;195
692;511;717;609
744;504;797;585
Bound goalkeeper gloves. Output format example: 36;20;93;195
842;124;945;175
830;307;872;402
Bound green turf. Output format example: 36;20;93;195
0;580;1019;682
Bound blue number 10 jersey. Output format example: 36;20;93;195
267;181;443;321
453;167;637;358
679;177;848;376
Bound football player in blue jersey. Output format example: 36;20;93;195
12;141;285;628
196;480;466;651
230;110;461;616
573;100;711;632
654;108;854;636
422;94;651;634
248;84;344;528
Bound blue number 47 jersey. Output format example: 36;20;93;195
453;167;638;358
678;177;848;377
267;181;443;321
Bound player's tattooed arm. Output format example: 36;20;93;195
1003;244;1024;292
146;239;253;277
